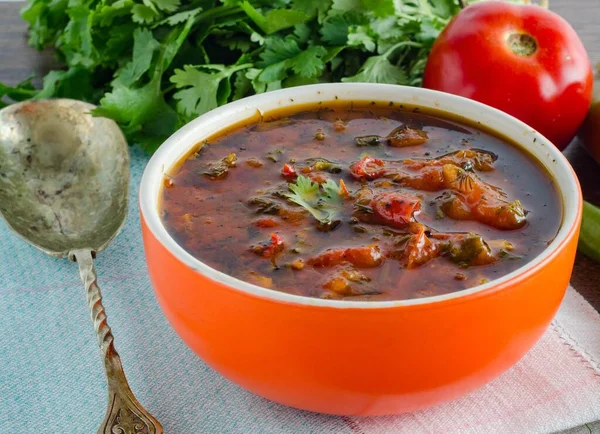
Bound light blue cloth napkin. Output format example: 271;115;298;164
0;147;351;434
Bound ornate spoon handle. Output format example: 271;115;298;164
71;249;163;434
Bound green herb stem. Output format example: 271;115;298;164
3;88;38;97
383;41;423;59
193;5;242;25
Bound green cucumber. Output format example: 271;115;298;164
578;201;600;263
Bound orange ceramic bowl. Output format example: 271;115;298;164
140;84;582;416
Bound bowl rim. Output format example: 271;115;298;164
139;83;582;309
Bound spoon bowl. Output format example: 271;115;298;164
0;99;129;256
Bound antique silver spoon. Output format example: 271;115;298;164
0;99;163;434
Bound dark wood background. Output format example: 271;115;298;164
0;0;598;305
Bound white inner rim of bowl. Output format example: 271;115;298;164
139;83;580;309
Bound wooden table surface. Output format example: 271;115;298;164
0;0;598;305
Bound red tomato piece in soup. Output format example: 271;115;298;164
371;192;421;228
309;245;383;268
350;156;385;180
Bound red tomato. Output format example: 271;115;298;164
423;1;593;150
349;156;385;180
281;163;296;178
371;192;421;228
404;225;439;269
308;245;383;268
251;233;285;259
254;217;279;228
261;233;284;259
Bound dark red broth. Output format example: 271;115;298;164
160;103;561;301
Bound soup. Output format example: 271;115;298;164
160;104;561;301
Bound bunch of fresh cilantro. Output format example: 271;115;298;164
1;0;471;151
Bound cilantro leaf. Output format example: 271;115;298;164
153;7;202;27
21;0;69;49
285;175;345;228
100;23;136;66
361;0;395;17
283;74;320;87
290;46;328;78
148;0;180;13
112;28;160;87
292;0;331;22
320;11;367;45
232;70;252;100
61;4;97;68
93;81;160;126
130;99;180;151
214;32;253;53
323;46;346;63
256;37;326;83
342;54;407;84
347;25;376;52
342;41;420;84
321;179;344;207
293;23;312;42
368;16;403;43
259;37;302;66
263;9;311;34
429;0;460;19
36;67;95;101
331;0;362;13
247;68;282;94
171;63;252;119
95;0;134;27
132;4;159;24
240;2;310;35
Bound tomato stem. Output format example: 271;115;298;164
506;33;538;57
458;0;467;9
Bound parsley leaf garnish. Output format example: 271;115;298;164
285;175;345;229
